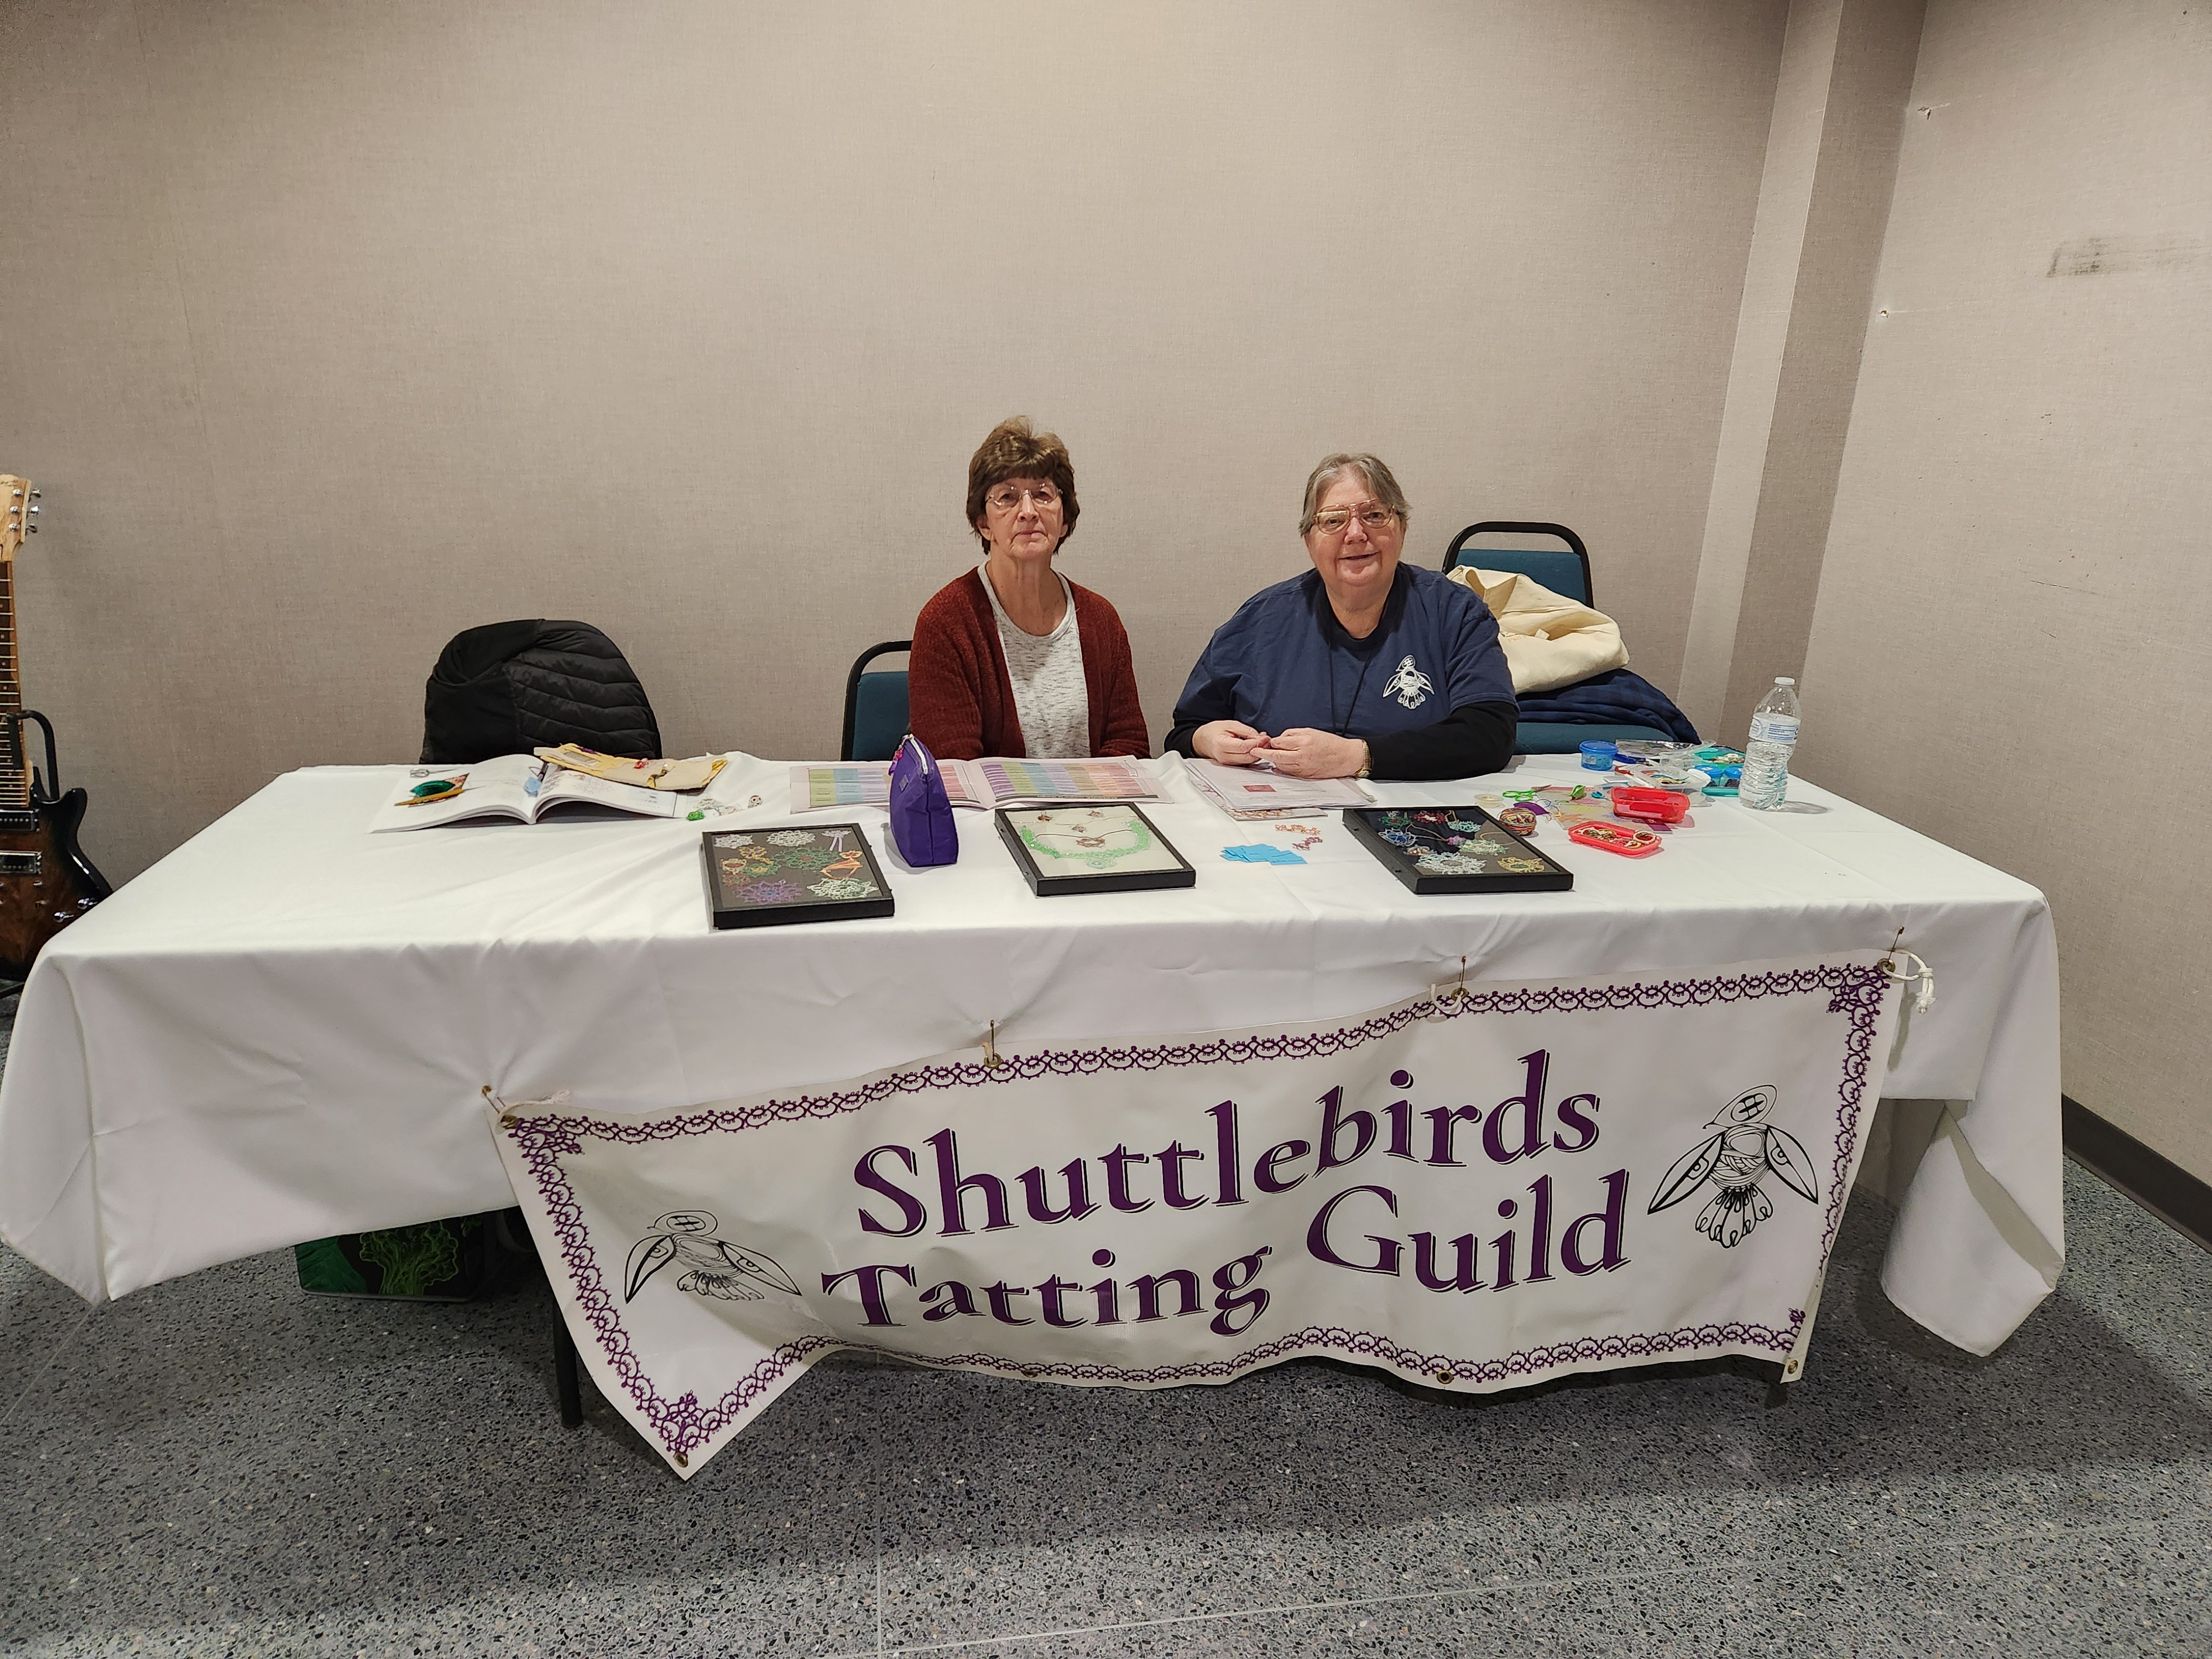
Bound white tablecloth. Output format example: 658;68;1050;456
0;754;2062;1355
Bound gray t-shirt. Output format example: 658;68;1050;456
978;563;1091;759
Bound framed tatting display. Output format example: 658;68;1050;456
994;803;1197;897
702;823;896;928
1343;806;1575;896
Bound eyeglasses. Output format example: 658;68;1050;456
985;484;1062;514
1310;504;1400;537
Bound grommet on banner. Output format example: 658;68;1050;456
1428;956;1471;1011
1876;931;1936;1013
484;1084;518;1129
982;1020;1005;1068
484;1085;568;1129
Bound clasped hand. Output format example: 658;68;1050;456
1193;721;1366;780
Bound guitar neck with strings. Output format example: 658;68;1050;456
0;549;30;820
0;474;110;979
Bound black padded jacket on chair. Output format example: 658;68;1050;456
421;619;662;765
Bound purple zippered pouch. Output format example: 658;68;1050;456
887;734;958;867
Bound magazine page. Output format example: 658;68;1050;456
535;765;680;818
367;754;542;832
972;756;1157;805
787;761;986;813
534;745;728;792
1182;757;1370;820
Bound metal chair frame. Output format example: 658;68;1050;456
1442;521;1594;607
840;639;915;762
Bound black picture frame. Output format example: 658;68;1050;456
702;823;897;928
1343;805;1575;895
994;803;1198;896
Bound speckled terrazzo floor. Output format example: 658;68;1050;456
2;993;2206;1655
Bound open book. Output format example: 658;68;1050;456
789;755;1158;814
1181;757;1371;820
369;754;681;831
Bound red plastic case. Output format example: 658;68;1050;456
1568;820;1663;858
1609;787;1690;824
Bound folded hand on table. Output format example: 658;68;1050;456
1192;720;1273;768
1254;728;1369;780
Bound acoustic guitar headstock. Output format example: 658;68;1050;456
0;477;39;562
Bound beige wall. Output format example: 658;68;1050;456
9;0;2201;1175
1680;0;1925;742
0;0;1786;883
1799;0;2212;1175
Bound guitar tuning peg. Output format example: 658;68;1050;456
27;490;38;499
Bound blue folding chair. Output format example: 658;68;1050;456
841;640;912;761
1441;521;1674;755
1443;520;1595;605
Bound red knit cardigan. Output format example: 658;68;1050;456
907;568;1150;760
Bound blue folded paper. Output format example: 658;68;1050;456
1221;843;1306;865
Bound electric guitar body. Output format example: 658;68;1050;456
0;475;109;979
0;787;109;979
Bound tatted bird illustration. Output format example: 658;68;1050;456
623;1211;803;1303
1648;1086;1820;1247
1384;654;1433;709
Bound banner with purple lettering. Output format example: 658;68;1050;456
489;954;1898;1477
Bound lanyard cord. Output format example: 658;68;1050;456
1328;645;1376;737
1320;571;1397;735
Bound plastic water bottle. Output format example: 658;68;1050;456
1739;677;1800;810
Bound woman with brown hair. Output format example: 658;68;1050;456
907;418;1149;760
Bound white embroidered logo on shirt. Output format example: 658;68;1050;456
1385;655;1433;709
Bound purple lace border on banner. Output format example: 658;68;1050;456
506;964;1889;1462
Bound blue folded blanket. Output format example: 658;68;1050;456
1516;669;1700;743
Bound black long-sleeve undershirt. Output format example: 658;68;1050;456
1365;700;1519;780
1166;699;1519;782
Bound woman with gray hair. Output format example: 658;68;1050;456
1165;453;1517;780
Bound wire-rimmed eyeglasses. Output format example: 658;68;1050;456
1310;505;1400;537
985;484;1063;514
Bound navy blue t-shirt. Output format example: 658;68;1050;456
1169;564;1514;744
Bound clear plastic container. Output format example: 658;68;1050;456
1614;740;1694;765
1740;679;1800;811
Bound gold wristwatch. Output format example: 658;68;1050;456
1355;743;1373;780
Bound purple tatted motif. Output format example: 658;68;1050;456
734;879;806;904
504;963;1891;1462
